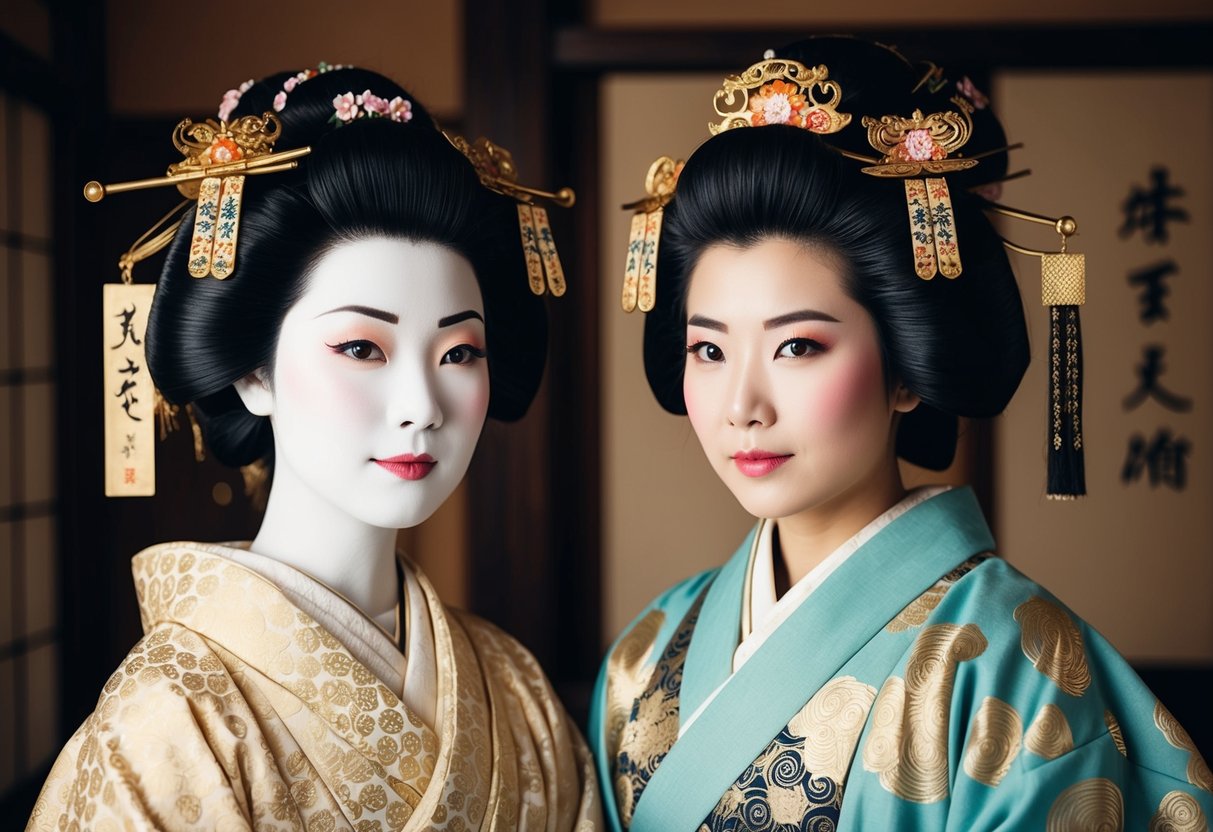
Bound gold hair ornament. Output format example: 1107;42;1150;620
987;204;1087;499
621;156;683;312
709;59;851;135
621;57;851;313
445;132;576;297
860;97;977;280
85;113;310;282
87;112;309;496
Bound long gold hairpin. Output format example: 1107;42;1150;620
445;133;576;297
860;97;976;279
85;113;309;281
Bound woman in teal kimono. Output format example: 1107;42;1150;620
590;38;1211;831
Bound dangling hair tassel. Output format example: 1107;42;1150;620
1042;245;1086;499
1046;303;1085;498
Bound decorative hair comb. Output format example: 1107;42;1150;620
445;133;576;297
857;98;977;279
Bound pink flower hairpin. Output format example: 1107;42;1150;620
330;90;413;126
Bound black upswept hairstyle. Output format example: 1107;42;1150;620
146;67;546;467
643;38;1029;470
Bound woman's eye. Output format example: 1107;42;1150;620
329;340;385;362
775;338;823;359
441;344;487;366
687;342;724;363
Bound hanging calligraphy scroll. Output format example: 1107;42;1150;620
103;283;156;496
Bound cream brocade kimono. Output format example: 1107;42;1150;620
29;543;601;831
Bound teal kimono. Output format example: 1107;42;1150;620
589;487;1212;831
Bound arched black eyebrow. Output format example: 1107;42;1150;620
315;305;399;324
438;309;484;328
688;314;727;333
763;309;840;329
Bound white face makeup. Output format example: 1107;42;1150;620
246;237;490;531
683;238;918;521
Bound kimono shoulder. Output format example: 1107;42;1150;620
29;621;282;831
838;554;1213;829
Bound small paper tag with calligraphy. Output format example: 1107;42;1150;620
103;283;156;496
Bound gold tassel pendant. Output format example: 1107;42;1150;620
622;212;646;312
517;204;546;296
531;205;567;297
904;179;938;279
925;177;962;278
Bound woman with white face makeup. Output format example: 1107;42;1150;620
30;66;601;831
590;38;1211;831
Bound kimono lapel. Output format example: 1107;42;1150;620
629;488;995;832
403;562;495;831
679;525;757;726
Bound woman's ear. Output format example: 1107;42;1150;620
233;369;273;417
892;384;921;414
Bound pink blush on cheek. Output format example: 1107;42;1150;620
275;350;371;420
800;350;886;428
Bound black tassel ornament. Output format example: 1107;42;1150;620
1042;237;1086;499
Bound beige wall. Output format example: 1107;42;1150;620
993;71;1213;662
107;0;463;118
600;75;754;641
593;0;1213;25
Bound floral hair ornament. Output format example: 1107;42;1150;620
709;57;852;135
446;133;576;297
269;61;349;113
329;90;413;126
619;57;851;314
859;99;977;280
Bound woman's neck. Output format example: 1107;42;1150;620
771;455;908;598
249;456;399;626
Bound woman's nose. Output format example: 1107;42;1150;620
388;360;444;430
726;359;776;428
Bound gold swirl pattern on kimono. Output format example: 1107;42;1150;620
862;623;988;802
614;593;706;828
1105;710;1128;757
1149;790;1209;832
787;675;878;783
1155;700;1213;793
962;696;1023;787
606;609;666;755
1047;778;1124;831
1025;704;1074;760
1014;596;1091;697
886;553;990;633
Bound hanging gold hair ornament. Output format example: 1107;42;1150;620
86;114;307;496
444;132;576;297
621;156;683;313
84;112;311;280
860;97;977;280
987;203;1087;500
